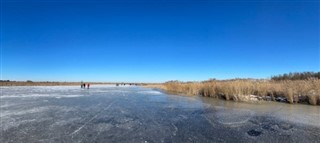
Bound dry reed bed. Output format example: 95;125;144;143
144;84;167;90
163;79;320;105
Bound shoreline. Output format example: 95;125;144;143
144;82;320;106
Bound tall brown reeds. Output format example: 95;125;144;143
163;79;320;105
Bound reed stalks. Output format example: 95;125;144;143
163;79;320;105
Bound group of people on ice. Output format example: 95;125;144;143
81;83;90;89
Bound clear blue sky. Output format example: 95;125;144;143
1;0;319;82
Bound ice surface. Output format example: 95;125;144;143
0;85;319;143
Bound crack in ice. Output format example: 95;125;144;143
70;101;115;137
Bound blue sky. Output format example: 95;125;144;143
1;0;319;82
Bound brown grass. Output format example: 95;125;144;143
161;79;320;105
144;84;167;90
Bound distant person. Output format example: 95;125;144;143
81;84;83;88
84;83;86;88
87;84;90;89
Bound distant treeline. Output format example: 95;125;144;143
271;72;320;81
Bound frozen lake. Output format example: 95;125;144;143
1;85;319;143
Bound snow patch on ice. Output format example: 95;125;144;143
138;90;163;95
0;106;51;118
215;108;254;125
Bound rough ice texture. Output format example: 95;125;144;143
0;86;319;142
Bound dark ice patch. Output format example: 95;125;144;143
247;129;262;136
262;124;276;132
279;123;293;130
